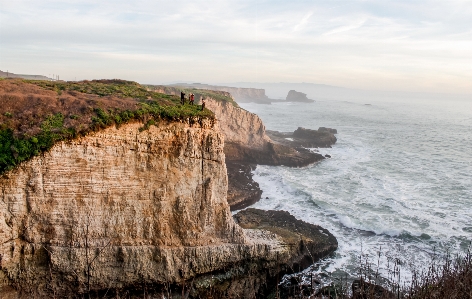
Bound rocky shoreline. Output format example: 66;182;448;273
225;126;337;210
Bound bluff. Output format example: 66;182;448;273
0;79;337;298
0;119;337;298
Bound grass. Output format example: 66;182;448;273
0;79;214;174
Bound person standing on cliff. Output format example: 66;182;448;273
180;91;186;105
201;98;206;111
190;93;195;105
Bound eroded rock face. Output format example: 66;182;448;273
0;119;337;298
204;99;270;150
0;120;246;296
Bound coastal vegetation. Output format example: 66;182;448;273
0;79;220;174
283;248;472;299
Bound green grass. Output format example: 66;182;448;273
0;113;72;172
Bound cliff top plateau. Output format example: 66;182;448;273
0;79;237;174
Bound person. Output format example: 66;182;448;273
180;91;186;105
201;98;205;111
190;93;195;105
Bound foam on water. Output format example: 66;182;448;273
238;97;472;286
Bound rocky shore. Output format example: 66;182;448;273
205;97;337;210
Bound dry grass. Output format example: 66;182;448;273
282;248;472;299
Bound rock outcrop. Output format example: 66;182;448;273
234;209;338;273
0;119;336;298
267;127;337;148
286;90;314;103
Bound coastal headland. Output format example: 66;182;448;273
0;79;337;298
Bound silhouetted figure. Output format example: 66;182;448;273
201;99;206;111
180;91;186;105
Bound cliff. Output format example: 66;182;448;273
0;119;337;298
205;99;322;166
205;99;325;210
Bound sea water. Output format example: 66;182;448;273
238;95;472;286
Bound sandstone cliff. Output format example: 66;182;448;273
0;119;336;298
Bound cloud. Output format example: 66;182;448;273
292;11;313;32
1;0;471;93
322;19;366;36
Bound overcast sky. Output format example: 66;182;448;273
1;0;471;93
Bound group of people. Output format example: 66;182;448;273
181;91;205;111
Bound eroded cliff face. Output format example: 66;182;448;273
0;120;247;296
205;99;270;150
0;119;336;298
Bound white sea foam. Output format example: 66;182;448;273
239;98;472;285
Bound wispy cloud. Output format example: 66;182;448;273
1;0;471;93
322;19;366;36
293;11;313;32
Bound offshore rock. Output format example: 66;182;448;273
267;127;337;148
285;90;314;103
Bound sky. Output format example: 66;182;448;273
1;0;472;94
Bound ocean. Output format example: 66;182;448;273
237;95;472;286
